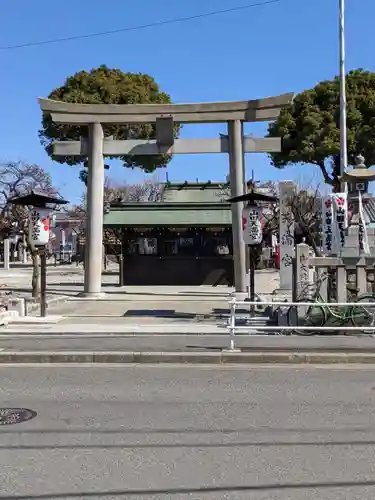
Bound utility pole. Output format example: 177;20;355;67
339;0;348;187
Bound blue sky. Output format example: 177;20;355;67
1;0;374;204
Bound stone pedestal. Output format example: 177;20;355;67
7;297;25;317
341;226;375;257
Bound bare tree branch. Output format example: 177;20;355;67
73;177;164;263
314;160;335;186
0;161;58;297
217;177;322;254
281;181;323;255
0;161;56;234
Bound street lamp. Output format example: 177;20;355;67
339;0;348;185
9;190;69;317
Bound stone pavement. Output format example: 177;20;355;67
0;264;279;300
0;265;281;335
0;263;91;311
48;269;279;320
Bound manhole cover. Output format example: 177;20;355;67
0;408;37;426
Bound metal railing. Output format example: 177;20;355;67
226;297;375;351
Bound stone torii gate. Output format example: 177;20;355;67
39;94;294;297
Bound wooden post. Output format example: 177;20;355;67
119;230;125;287
249;247;256;316
40;247;47;317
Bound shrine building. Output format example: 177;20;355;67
103;181;236;286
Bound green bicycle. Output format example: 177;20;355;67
287;272;375;335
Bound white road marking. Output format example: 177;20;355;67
0;363;375;370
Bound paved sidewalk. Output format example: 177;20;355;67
1;320;375;363
1;321;228;333
0;333;375;351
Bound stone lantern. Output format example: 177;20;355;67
341;155;375;223
340;154;375;256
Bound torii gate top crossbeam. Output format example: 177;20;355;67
38;93;294;124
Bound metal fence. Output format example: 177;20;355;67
226;297;375;351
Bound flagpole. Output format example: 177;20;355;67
339;0;348;185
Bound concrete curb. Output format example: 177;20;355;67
1;350;375;364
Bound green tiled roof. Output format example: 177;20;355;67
162;182;228;203
104;203;232;227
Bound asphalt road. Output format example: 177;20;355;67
1;365;375;499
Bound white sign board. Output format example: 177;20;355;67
322;195;334;254
332;193;347;253
29;208;51;246
322;193;347;254
242;206;263;245
358;190;370;255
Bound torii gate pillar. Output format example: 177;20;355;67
84;123;105;296
228;120;247;293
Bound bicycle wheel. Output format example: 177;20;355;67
287;300;327;336
351;294;375;331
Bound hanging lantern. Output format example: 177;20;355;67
29;208;51;246
242;205;263;245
